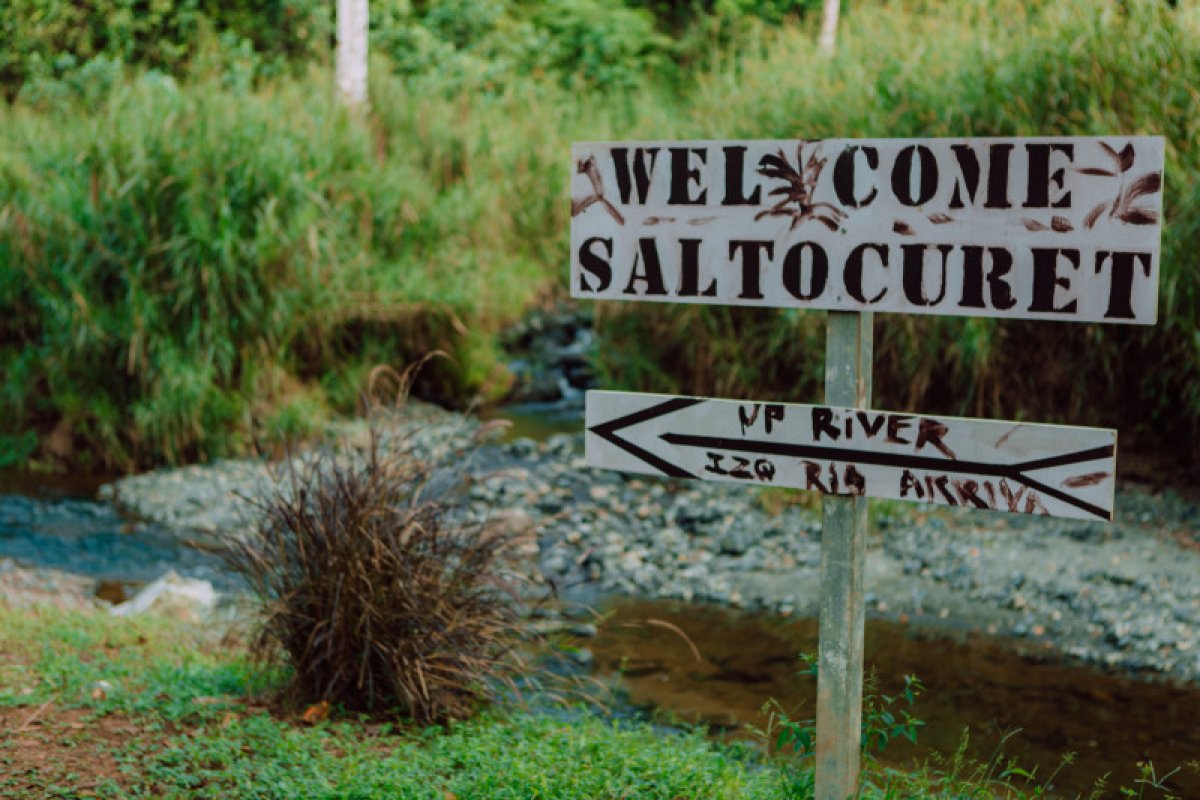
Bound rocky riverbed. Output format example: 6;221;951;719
83;399;1200;686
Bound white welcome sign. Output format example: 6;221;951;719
571;137;1164;323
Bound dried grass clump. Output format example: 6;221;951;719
221;422;531;725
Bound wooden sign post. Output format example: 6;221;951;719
816;310;872;798
570;136;1163;799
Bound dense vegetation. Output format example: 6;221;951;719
1;0;1197;470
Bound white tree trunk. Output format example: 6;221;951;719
820;0;840;55
336;0;369;109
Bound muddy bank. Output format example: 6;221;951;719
94;402;1200;685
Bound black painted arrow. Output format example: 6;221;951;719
589;398;1113;520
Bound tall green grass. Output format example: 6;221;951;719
2;0;1197;470
0;69;576;468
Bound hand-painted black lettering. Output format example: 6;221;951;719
1023;143;1073;209
782;241;829;301
1029;247;1080;313
729;456;754;479
915;417;956;459
886;415;912;444
578;237;613;292
948;145;981;208
623;238;669;296
953;479;989;509
678;238;717;297
765;405;784;433
722;146;762;206
901;243;953;306
729;240;774;300
803;461;829;493
812;408;841;441
610;147;659;205
754;459;776;482
705;452;728;475
1095;250;1152;320
833;146;879;208
891;145;938;206
855;411;886;438
985;144;1014;209
738;404;760;436
844;243;889;304
669;147;708;205
844;464;866;495
899;469;925;499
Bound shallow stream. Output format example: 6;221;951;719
587;598;1200;797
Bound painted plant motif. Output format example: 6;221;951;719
571;155;625;225
755;142;847;231
1078;141;1162;228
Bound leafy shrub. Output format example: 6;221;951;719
0;0;329;99
219;409;534;724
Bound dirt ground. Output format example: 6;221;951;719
0;704;150;798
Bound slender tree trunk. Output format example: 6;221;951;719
820;0;839;55
336;0;369;108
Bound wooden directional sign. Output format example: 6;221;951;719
570;137;1164;323
586;390;1117;521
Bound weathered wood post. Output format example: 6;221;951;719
815;310;873;800
820;0;841;55
336;0;369;109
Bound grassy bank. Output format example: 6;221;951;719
0;603;795;798
2;0;1198;471
3;603;1194;798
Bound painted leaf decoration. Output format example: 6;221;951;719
571;195;598;216
642;216;675;226
768;185;792;197
1062;471;1110;488
1116;143;1136;172
579;157;604;194
814;215;841;231
805;147;822;172
1051;216;1073;232
599;198;625;225
757;153;794;180
1099;141;1126;170
892;220;915;235
927;213;954;224
1125;171;1162;201
1021;218;1048;231
687;216;717;226
1075;167;1117;177
1119;207;1158;225
1083;202;1108;229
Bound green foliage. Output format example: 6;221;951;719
595;0;1200;464
766;656;925;759
0;0;329;99
3;0;1200;472
0;604;802;799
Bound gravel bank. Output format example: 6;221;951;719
101;405;1200;683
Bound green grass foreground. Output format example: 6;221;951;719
1;604;1192;799
2;0;1198;470
0;605;805;799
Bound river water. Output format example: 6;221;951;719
591;598;1200;798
